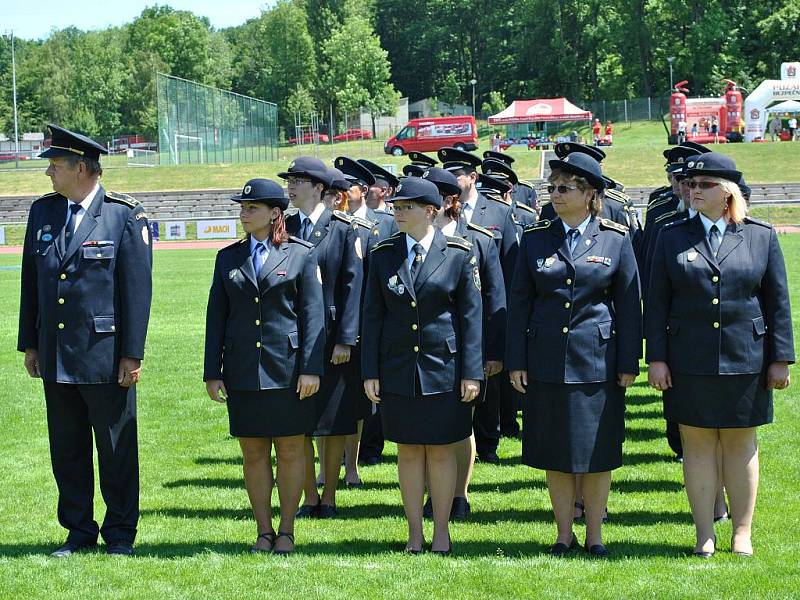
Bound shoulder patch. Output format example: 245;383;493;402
516;202;537;214
446;236;472;251
744;216;772;228
106;190;140;208
288;235;314;248
599;218;629;234
331;210;352;224
523;219;552;234
466;222;494;239
654;210;678;224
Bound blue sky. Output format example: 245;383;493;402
1;1;276;40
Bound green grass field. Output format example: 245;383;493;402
2;122;800;197
1;241;799;599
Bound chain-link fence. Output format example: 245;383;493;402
156;73;279;166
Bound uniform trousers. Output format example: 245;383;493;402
43;381;139;546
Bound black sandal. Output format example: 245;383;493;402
273;531;295;555
250;531;275;554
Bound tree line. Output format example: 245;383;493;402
1;0;797;140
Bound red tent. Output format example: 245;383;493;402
488;98;592;124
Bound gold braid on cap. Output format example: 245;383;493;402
49;145;85;156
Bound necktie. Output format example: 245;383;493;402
252;242;267;275
567;228;580;254
410;243;424;283
301;217;312;241
462;203;472;224
62;203;82;252
708;224;721;257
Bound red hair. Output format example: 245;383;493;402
270;209;289;246
444;194;461;220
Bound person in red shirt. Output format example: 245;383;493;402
592;119;601;144
605;121;614;144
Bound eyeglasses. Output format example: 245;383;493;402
687;181;720;190
546;184;579;194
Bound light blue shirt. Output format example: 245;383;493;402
697;212;727;238
406;228;435;268
250;236;270;273
561;214;592;237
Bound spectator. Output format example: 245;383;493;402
592;119;601;145
691;123;698;138
768;115;782;142
788;115;797;140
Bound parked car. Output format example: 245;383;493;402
0;152;30;162
287;133;330;145
384;116;478;156
333;128;373;142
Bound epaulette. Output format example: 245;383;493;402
351;215;375;230
446;236;472;251
622;204;636;212
517;180;535;189
599;218;628;234
515;202;537;215
744;216;772;228
332;210;353;224
486;193;511;206
523;219;552;234
219;237;248;253
372;237;399;252
663;216;689;229
467;222;495;239
106;190;140;208
605;188;630;202
390;230;403;238
648;185;670;201
647;196;672;211
604;195;624;207
38;191;63;201
288;235;314;248
654;210;678;224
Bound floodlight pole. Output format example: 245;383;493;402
667;57;675;92
469;78;477;117
10;30;20;169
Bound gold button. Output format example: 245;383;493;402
412;324;418;330
254;297;259;303
713;322;720;329
566;278;572;285
413;346;419;352
60;274;66;280
411;301;417;308
256;342;261;348
562;327;569;333
255;319;261;325
564;302;571;308
58;298;65;305
712;298;719;305
712;276;719;283
58;323;64;329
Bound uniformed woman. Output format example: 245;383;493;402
507;153;642;557
204;178;325;554
426;166;507;519
646;153;794;558
361;177;484;554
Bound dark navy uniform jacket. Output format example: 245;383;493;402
204;235;325;390
512;182;537;209
455;220;507;362
286;209;362;346
361;230;484;397
512;200;537;227
637;191;680;275
645;215;795;374
18;187;153;383
541;195;633;239
467;192;519;286
506;217;642;383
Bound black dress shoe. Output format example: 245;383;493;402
692;550;715;558
295;501;320;518
450;496;471;520
345;479;364;488
317;504;338;519
106;543;134;556
50;541;96;558
430;534;451;556
422;496;433;519
549;533;577;556
584;542;609;558
477;452;500;465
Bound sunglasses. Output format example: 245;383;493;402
687;181;720;190
546;184;579;194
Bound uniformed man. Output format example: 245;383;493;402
482;149;538;210
357;158;399;217
402;151;438;177
480;158;538;226
18;124;153;557
438;146;518;463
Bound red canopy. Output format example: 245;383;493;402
488;98;592;124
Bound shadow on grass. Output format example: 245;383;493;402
623;451;679;466
625;427;665;442
626;409;666;421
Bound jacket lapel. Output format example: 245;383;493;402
395;234;416;300
53;197;68;260
716;221;743;265
310;209;331;247
571;217;598;261
551;218;574;269
688;215;719;271
61;186;104;265
258;241;288;288
414;229;446;291
238;236;258;289
285;212;301;238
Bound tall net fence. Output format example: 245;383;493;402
156;73;278;166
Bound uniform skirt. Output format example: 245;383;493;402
344;345;375;421
664;372;773;428
522;380;625;473
380;390;472;445
314;360;357;436
227;388;316;438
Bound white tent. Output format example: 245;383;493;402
766;99;800;113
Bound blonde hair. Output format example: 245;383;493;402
714;178;747;223
548;168;604;216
